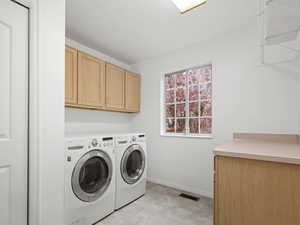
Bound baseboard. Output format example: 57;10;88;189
147;177;213;199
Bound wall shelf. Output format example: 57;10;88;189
259;0;300;67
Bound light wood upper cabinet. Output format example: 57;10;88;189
125;71;140;112
65;46;78;104
78;51;105;107
105;64;125;110
64;45;141;113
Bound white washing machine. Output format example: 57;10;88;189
65;135;115;225
115;133;147;209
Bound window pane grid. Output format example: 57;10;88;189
163;64;212;137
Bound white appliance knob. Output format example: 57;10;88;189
91;139;98;147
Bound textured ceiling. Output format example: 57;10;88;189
66;0;257;64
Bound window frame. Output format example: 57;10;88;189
160;63;213;139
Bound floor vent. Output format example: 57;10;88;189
179;193;199;201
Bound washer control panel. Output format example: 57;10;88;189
89;137;114;148
67;139;86;151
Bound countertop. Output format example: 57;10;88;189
214;133;300;165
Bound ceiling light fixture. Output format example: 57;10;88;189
171;0;208;14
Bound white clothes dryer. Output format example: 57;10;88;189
115;133;147;209
65;135;115;225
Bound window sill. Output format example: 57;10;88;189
160;133;213;139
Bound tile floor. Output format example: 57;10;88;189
98;182;213;225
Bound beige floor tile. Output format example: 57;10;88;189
97;183;213;225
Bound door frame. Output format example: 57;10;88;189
12;1;66;225
10;1;36;225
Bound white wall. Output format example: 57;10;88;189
131;26;300;197
65;39;135;134
65;108;133;134
28;0;65;225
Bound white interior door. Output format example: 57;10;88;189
0;1;28;225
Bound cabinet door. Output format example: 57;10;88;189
214;156;300;225
125;72;140;112
65;46;78;104
106;64;125;109
78;51;105;107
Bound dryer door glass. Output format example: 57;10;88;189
72;150;113;202
126;150;143;178
121;144;145;184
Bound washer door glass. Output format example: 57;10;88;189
72;150;113;202
121;144;145;184
79;156;108;193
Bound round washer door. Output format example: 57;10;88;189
72;150;113;202
121;144;146;185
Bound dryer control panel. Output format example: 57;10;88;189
130;134;146;143
116;134;146;146
116;136;130;147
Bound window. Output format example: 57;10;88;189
161;64;212;138
171;0;208;14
